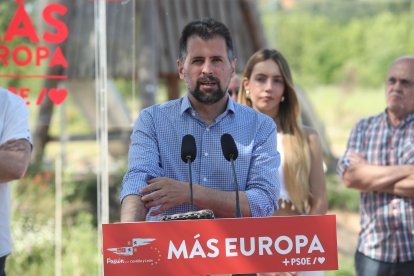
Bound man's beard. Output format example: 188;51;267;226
190;76;226;105
387;93;405;113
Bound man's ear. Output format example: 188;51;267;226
177;59;184;80
231;58;237;75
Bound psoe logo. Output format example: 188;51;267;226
107;238;156;256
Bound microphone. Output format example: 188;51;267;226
181;134;196;163
220;133;242;218
181;134;196;210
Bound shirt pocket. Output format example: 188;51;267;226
400;141;414;164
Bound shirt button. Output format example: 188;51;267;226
203;177;207;182
192;112;196;116
206;128;210;131
204;152;209;157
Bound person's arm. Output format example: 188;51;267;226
193;185;251;217
119;108;163;221
140;177;252;217
343;155;413;192
384;174;414;197
120;194;148;222
304;128;328;215
241;119;280;217
0;139;31;183
338;118;413;193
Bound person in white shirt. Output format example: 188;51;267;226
0;87;32;276
239;49;328;276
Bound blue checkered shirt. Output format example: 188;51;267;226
337;110;414;263
120;95;280;221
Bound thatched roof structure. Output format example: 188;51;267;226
62;0;266;79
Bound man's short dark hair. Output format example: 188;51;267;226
178;18;235;62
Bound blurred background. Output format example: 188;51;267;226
1;0;413;275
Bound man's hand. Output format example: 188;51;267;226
140;177;189;216
348;152;368;165
140;177;253;218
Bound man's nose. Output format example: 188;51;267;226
394;80;403;89
202;61;213;75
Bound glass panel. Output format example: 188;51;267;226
0;0;136;274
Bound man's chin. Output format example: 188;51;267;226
199;97;222;105
388;104;405;113
191;89;225;105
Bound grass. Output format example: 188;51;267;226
327;254;355;276
305;85;385;157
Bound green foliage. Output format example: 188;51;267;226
61;212;99;276
8;172;55;275
326;173;360;212
327;246;355;276
306;85;384;155
292;0;411;22
8;211;99;276
262;1;414;88
7;170;100;275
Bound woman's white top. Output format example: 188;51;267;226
277;133;291;201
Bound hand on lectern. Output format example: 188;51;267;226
139;177;190;216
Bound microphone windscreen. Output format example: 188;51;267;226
220;133;238;161
181;134;197;163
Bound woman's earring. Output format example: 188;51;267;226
245;90;250;98
281;96;285;102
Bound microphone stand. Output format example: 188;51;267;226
230;155;242;218
186;156;194;211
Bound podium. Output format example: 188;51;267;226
102;215;338;275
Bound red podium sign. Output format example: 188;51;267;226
102;215;338;275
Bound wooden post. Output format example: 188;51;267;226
166;75;180;100
138;0;159;109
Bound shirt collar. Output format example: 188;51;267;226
180;95;192;115
406;111;414;122
180;94;236;116
384;108;414;127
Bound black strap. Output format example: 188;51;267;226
0;255;7;276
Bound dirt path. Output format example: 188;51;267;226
329;209;360;257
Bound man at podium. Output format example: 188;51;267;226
119;18;280;222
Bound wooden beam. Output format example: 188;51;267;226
165;75;180;100
138;0;159;109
